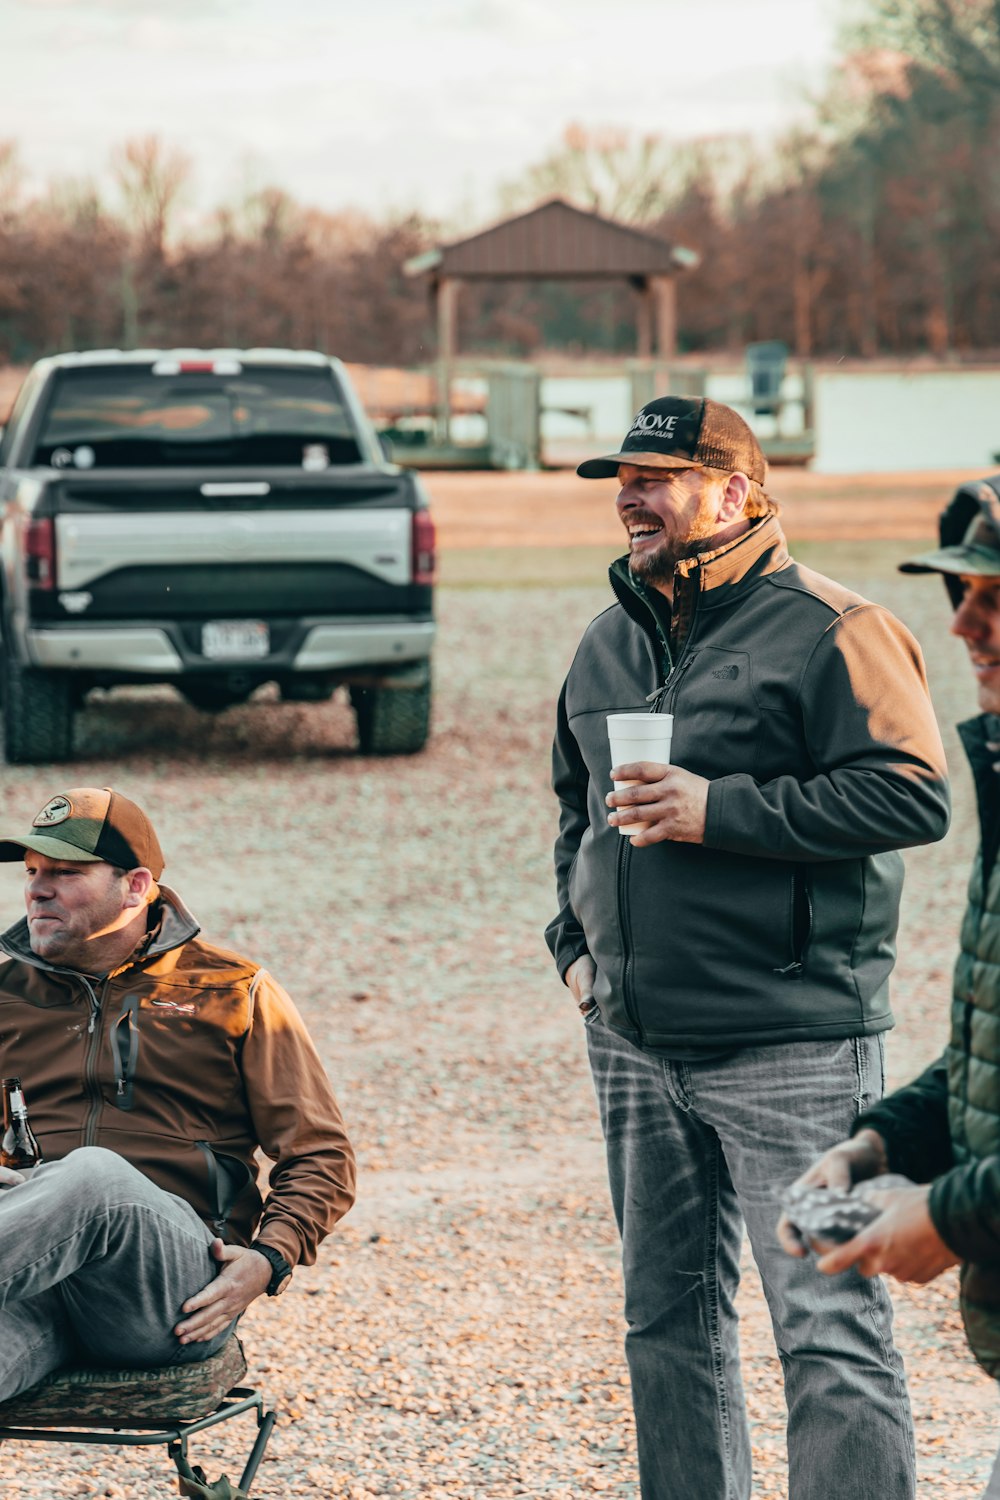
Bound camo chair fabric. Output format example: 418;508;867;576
0;1334;247;1428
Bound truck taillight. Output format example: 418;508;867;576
25;518;55;590
412;509;436;586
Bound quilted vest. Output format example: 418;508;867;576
948;715;1000;1373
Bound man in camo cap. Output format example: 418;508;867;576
780;479;1000;1498
0;786;355;1401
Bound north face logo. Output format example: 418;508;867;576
711;664;740;680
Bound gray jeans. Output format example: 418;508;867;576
0;1146;234;1402
586;1016;916;1500
983;1426;1000;1497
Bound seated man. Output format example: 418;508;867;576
777;481;1000;1496
0;786;355;1401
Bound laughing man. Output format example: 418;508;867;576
545;395;950;1500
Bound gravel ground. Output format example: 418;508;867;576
0;549;997;1497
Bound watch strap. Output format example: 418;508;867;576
251;1241;292;1296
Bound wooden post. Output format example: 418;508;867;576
635;280;653;358
436;277;459;443
651;276;677;359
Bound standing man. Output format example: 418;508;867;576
778;482;1000;1497
545;396;951;1500
0;785;355;1401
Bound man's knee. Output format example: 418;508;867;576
45;1147;146;1200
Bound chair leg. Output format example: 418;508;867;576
168;1404;276;1498
239;1408;276;1493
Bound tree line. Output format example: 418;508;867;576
2;0;1000;367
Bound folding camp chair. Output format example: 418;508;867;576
0;1334;275;1497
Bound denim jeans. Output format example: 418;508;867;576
983;1420;1000;1497
0;1146;235;1402
585;1016;915;1500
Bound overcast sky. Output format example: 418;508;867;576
3;0;852;230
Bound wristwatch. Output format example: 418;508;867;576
251;1242;292;1297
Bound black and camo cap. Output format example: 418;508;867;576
577;396;767;484
900;479;1000;605
0;787;165;877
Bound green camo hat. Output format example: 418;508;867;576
899;480;1000;603
0;787;165;877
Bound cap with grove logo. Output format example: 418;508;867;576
0;788;165;878
576;396;767;484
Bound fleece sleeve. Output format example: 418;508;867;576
852;1054;955;1182
544;679;593;980
703;604;950;862
928;1155;1000;1262
240;970;356;1267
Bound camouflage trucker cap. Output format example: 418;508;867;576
900;478;1000;605
0;787;165;877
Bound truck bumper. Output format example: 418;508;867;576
25;618;436;675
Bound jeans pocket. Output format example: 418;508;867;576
853;1033;886;1112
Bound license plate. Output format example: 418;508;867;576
202;620;270;660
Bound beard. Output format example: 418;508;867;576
628;516;723;587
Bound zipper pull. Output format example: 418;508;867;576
117;1077;126;1096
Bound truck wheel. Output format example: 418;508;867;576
351;678;431;756
2;651;74;764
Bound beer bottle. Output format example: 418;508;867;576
1;1077;42;1170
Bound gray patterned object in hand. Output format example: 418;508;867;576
781;1175;914;1254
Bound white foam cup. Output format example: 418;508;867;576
606;712;674;838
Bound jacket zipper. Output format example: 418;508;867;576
615;837;641;1038
82;977;107;1147
618;595;701;1044
113;996;140;1110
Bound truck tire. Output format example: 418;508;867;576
351;677;431;756
2;651;74;764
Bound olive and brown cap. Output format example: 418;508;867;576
899;479;1000;605
576;396;768;485
0;787;165;878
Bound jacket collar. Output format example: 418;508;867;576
610;512;790;639
0;884;200;979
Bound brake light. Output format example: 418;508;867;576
152;359;242;376
412;509;436;586
25;518;55;590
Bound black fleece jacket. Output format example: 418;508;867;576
545;515;951;1052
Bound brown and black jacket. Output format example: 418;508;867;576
545;514;951;1052
0;887;355;1268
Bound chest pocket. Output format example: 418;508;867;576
671;648;760;780
111;995;140;1111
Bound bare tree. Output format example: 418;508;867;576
112;135;191;254
498;123;687;224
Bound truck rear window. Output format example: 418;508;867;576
32;367;363;469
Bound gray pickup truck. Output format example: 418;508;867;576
0;349;436;763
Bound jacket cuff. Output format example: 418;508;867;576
252;1219;302;1270
703;779;726;849
928;1158;1000;1263
558;943;591;984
